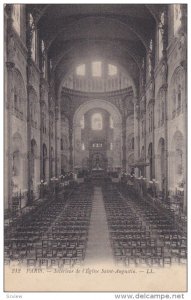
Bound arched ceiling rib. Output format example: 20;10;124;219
51;39;143;73
41;15;152;52
28;4;158;95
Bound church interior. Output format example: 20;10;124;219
4;4;187;269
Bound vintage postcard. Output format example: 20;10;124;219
3;3;187;293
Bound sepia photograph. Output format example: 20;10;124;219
3;2;188;293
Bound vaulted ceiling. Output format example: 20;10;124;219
28;4;163;92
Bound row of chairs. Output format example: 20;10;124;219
5;184;93;268
102;183;187;267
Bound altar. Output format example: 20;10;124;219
91;167;105;178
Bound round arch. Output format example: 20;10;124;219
73;99;122;169
168;66;185;120
169;130;185;192
12;132;24;192
73;99;122;126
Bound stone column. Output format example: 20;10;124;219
163;83;169;200
26;80;32;204
39;85;44;181
6;62;15;210
48;106;52;179
151;98;155;179
55;105;59;177
161;8;169;200
26;12;34;204
5;5;15;211
135;99;140;159
143;98;147;177
122;115;127;172
68;118;73;171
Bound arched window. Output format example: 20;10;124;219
41;40;46;78
148;39;153;77
12;4;21;35
29;14;36;62
76;64;86;76
82;143;85;150
158;12;164;61
108;64;117;76
91;113;103;130
92;61;102;77
13;69;26;119
174;4;182;35
170;67;184;119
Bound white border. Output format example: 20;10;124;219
1;1;190;300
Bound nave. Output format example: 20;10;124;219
4;182;187;269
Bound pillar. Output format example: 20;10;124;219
68;118;73;171
6;62;15;210
5;5;15;210
26;11;34;204
55;105;59;177
122;115;127;172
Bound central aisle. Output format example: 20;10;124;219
85;186;114;265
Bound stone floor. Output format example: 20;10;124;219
85;186;114;265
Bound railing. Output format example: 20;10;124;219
38;173;75;199
119;174;186;218
11;190;25;216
